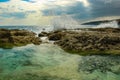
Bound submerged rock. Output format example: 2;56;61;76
0;72;69;80
0;29;41;49
78;55;120;74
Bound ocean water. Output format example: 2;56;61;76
0;26;120;80
0;26;54;35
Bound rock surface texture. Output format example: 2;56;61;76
0;29;41;48
48;28;120;55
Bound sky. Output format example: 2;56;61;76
0;0;120;25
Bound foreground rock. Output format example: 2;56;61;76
48;28;120;55
0;29;41;49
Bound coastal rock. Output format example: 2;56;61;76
88;28;120;33
48;31;66;41
48;28;120;55
0;29;41;49
38;32;48;37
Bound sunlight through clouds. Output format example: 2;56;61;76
0;0;120;25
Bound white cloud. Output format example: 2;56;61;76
5;0;117;26
77;0;90;7
0;0;51;25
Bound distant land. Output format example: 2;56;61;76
82;19;120;26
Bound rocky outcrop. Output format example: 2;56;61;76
88;28;120;33
48;28;120;55
38;32;48;37
48;31;66;41
0;29;41;49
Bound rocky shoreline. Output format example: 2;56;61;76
0;29;41;49
39;28;120;55
1;28;120;55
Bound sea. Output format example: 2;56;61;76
0;25;120;80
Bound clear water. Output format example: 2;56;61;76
0;26;120;80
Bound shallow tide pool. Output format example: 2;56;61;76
0;43;120;80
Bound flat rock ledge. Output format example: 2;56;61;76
0;29;41;49
45;28;120;55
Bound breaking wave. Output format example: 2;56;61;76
95;20;119;28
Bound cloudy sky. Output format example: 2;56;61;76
0;0;120;25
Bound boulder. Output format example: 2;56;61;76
38;32;48;37
48;31;66;41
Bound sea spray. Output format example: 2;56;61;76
95;20;119;28
51;15;79;30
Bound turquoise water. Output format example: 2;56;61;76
0;43;120;80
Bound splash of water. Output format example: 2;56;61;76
51;15;79;30
95;20;119;28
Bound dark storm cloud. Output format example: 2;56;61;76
42;6;64;16
88;0;120;18
42;2;91;20
65;2;91;19
42;0;120;20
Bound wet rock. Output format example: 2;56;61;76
48;31;66;41
38;32;48;37
89;28;120;33
49;28;120;55
0;29;41;49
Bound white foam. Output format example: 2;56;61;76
95;20;119;28
40;37;49;43
51;15;79;30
